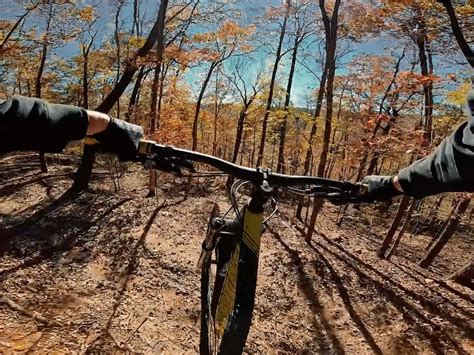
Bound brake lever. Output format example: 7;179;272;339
325;182;369;204
141;154;196;176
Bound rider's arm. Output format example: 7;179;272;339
357;88;474;203
395;89;474;198
0;95;143;160
0;96;89;154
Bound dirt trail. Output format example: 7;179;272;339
0;153;473;354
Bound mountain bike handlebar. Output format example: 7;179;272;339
138;140;365;198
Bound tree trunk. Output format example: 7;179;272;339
437;0;474;67
148;42;166;197
270;138;277;170
233;109;248;163
35;25;49;93
302;68;327;174
149;62;161;134
450;260;474;288
38;152;47;172
251;128;256;166
192;62;216;150
82;50;89;109
426;43;434;140
317;67;335;177
0;4;38;50
127;66;146;120
419;194;471;268
277;36;299;173
212;71;220;156
427;194;445;224
365;152;379;176
132;0;140;36
256;4;289;167
156;63;168;131
96;0;169;113
303;0;341;237
305;198;324;243
73;0;169;191
35;5;52;174
377;195;411;258
386;198;418;259
296;67;327;220
114;1;124;119
315;0;340;178
415;7;434;144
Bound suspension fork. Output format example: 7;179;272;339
216;170;273;354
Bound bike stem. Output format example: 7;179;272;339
248;168;273;214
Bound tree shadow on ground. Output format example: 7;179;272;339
0;153;79;182
0;173;73;199
306;242;383;355
0;187;133;280
389;260;474;318
269;227;345;354
309;232;471;354
84;195;188;352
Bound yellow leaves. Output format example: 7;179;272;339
382;0;418;5
456;3;474;17
190;22;254;66
219;21;241;36
193;32;213;43
77;5;95;23
345;0;387;38
193;21;253;44
447;82;471;105
298;111;313;126
129;36;146;49
218;21;254;39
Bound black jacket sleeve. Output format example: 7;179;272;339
398;89;474;198
0;96;88;155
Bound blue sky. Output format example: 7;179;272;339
1;0;467;106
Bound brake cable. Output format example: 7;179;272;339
263;197;278;224
181;171;228;178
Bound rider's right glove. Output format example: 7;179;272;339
326;175;402;205
359;175;403;202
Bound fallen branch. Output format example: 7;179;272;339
0;295;61;327
123;310;151;344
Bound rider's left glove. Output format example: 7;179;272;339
88;116;144;161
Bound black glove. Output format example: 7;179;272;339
88;116;144;161
359;175;402;202
326;176;402;205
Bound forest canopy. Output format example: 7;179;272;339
0;0;473;178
